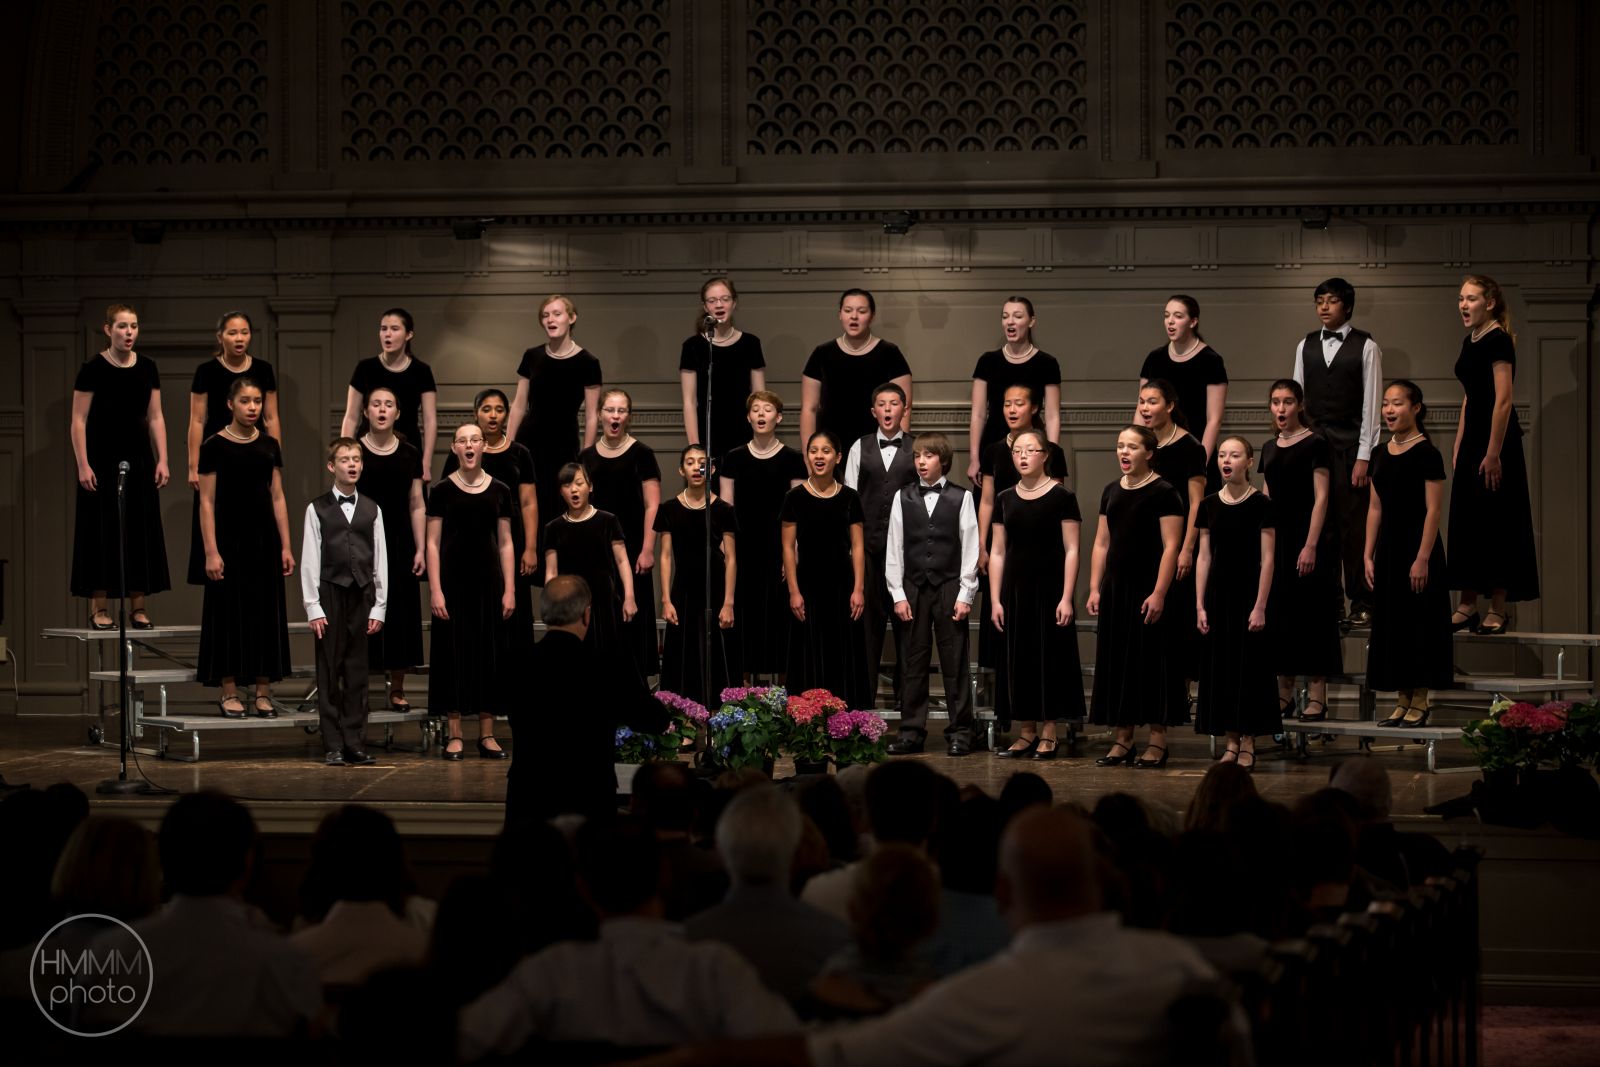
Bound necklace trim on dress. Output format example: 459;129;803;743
1220;484;1256;505
1158;424;1180;448
222;424;259;442
1169;339;1203;360
747;438;782;459
596;434;634;455
1015;476;1053;497
1391;430;1425;448
805;477;840;497
362;432;398;455
1470;323;1499;343
563;504;597;522
1276;426;1311;443
1122;470;1159;490
678;491;709;510
453;470;488;489
547;340;579;359
837;334;876;356
379;351;411;371
1002;342;1036;361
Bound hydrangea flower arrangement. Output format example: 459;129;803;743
706;686;785;771
826;708;890;765
784;688;848;766
1465;698;1599;772
613;691;710;765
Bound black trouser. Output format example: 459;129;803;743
316;581;374;754
898;578;975;742
863;549;905;710
1325;433;1374;614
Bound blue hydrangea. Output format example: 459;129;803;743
615;726;634;746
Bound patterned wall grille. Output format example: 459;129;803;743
746;1;1090;155
1164;0;1520;149
339;0;672;162
89;1;271;166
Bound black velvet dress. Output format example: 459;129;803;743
357;438;424;671
1194;491;1280;737
425;477;516;715
718;443;806;674
993;485;1085;727
445;441;538;668
187;357;276;585
578;441;662;678
977;435;1069;669
543;509;630;672
780;485;871;709
513;345;603;581
1367;440;1453;692
654;497;741;703
679;332;766;453
70;355;171;598
1140;344;1228;490
348;356;437;479
970;349;1062;458
1151;432;1207;681
1260;433;1343;677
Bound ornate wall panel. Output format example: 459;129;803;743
337;0;672;163
744;0;1090;155
88;1;271;166
1163;0;1520;149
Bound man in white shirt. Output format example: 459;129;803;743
800;760;942;922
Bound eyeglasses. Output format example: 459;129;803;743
1011;447;1044;456
704;296;734;305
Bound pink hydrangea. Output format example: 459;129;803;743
1497;702;1540;729
655;690;710;723
854;711;887;741
720;686;770;705
788;688;846;725
1538;701;1573;721
825;709;888;741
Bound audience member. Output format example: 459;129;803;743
1288;789;1369;927
808;844;941;1018
1167;831;1272;974
1092;793;1175;929
1329;758;1452;889
795;774;859;867
995;771;1053;825
924;792;1010;976
1184;762;1259;833
685;785;850;1003
633;761;728;919
790;815;835;895
52;814;161;922
802;761;942;920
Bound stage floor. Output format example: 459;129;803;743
0;711;1479;829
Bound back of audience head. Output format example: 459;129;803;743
301;804;415;922
631;760;701;835
1329;758;1393;822
159;790;257;897
864;760;942;847
575;816;663;918
796;775;859;865
1289;790;1361;910
996;772;1053;825
996;806;1101;929
848;843;940;961
937;793;1004;895
1185;762;1259;834
716;784;801;887
52;815;161;923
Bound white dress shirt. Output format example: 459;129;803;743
1292;323;1384;462
806;913;1252;1067
883;478;980;605
843;430;907;489
289;899;427;987
300;489;389;623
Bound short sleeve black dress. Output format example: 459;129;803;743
654;497;742;701
514;346;604;572
579;441;663;678
542;509;630;669
971;349;1062;457
1446;329;1539;602
1141;345;1228;489
976;435;1068;669
196;433;291;687
718;443;807;673
1151;432;1208;679
348;356;438;479
1088;478;1189;728
680;332;766;452
802;340;912;445
188;357;277;585
70;355;171;598
1366;440;1453;693
1260;433;1342;677
444;440;539;665
425;477;516;716
780;485;871;708
357;438;424;671
1194;491;1280;737
993;485;1085;727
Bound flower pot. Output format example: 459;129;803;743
792;759;829;776
614;762;641;795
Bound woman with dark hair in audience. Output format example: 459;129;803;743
543;462;635;668
807;844;940;1018
656;443;740;701
357;385;426;710
681;276;767;452
1138;294;1229;489
187;310;279;585
1139;378;1207;690
341;307;439;482
1448;274;1539;634
70;303;171;630
781;431;870;708
52;815;161;925
1261;378;1342;723
1364;380;1452;729
799;289;913;448
197;377;294;719
426;423;516;760
967;297;1062;483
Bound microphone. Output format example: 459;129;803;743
703;314;718;334
117;460;129;490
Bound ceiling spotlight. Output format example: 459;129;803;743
881;209;919;236
452;217;495;241
1301;208;1332;231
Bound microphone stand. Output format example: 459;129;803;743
700;315;716;716
98;459;151;794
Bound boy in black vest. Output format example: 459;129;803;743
1294;277;1383;627
843;382;917;714
884;432;980;756
301;437;388;766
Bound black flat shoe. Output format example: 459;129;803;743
1095;743;1136;767
129;611;154;630
887;736;925;755
89;612;115;631
388;693;412;712
1297;700;1328;724
218;697;247;720
1238;748;1256;773
253;696;278;719
1401;706;1431;728
996;736;1039;759
1278;697;1297;719
1376;704;1408;728
1451;609;1481;633
946;737;971;757
1133;744;1169;769
1345;609;1371;629
1032;737;1061;761
442;737;465;761
344;750;377;766
1476;612;1507;636
477;736;509;759
323;751;347;766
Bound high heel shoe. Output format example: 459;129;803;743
477;736;510;760
441;737;465;761
996;736;1040;759
1451;609;1481;633
1133;744;1169;769
1095;743;1136;767
1032;737;1061;761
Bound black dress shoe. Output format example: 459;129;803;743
1133;744;1169;769
1032;737;1061;761
323;752;346;766
477;737;510;759
1451;610;1481;633
996;736;1039;759
218;698;247;720
1345;609;1372;628
887;736;925;755
253;697;278;719
344;750;377;765
441;737;465;761
946;737;971;757
1095;744;1136;767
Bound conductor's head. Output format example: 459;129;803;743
541;574;592;637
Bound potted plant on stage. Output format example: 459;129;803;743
613;691;709;792
783;688;847;774
1461;698;1600;833
827;708;891;768
655;690;711;754
706;686;786;774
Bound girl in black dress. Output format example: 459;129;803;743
197;378;294;718
70;304;171;629
800;289;913;448
1365;381;1452;728
426;424;516;759
1194;436;1277;770
1088;425;1186;767
356;386;425;709
967;296;1063;483
781;431;871;709
1139;379;1207;688
509;295;604;582
578;389;662;680
656;444;741;703
718;390;806;680
989;430;1085;759
680;277;767;453
187;311;279;585
1448;274;1540;633
340;308;438;482
1138;295;1228;489
1261;379;1342;723
543;463;636;670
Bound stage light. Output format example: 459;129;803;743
452;218;495;241
881;209;919;235
1301;208;1332;231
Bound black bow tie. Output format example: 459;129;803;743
336;493;355;505
1322;329;1344;343
879;437;904;449
919;484;942;494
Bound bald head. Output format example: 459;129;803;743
541;574;591;632
996;806;1101;930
